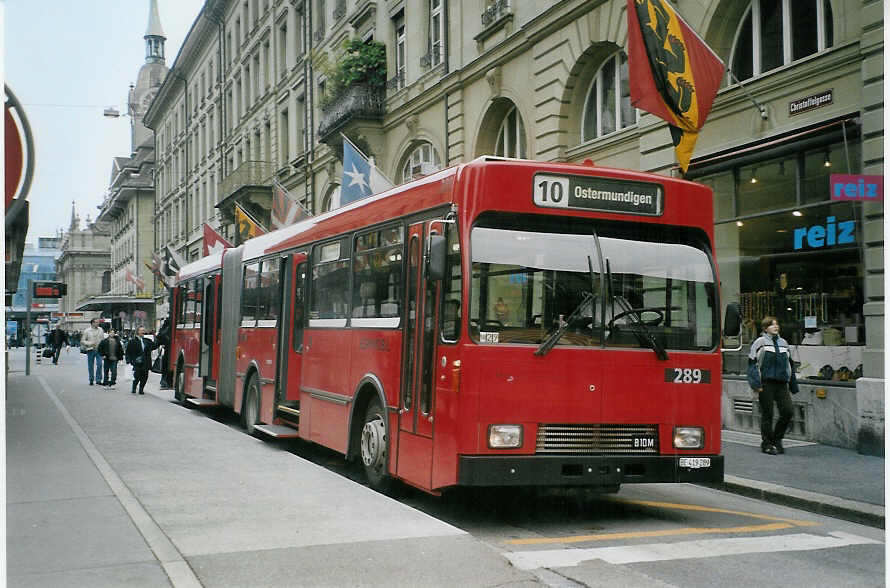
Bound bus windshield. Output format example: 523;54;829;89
470;224;718;352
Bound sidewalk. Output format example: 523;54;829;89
717;429;885;529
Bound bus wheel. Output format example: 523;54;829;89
243;376;260;436
360;399;392;492
174;365;188;406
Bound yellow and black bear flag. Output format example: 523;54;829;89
627;0;724;173
234;202;267;245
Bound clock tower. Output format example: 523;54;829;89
129;0;168;150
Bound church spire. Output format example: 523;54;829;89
69;201;80;232
144;0;166;64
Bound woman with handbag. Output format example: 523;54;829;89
98;329;125;387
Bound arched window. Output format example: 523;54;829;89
321;185;340;212
730;0;833;82
400;142;442;183
582;51;636;142
495;106;527;158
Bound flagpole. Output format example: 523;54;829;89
728;70;768;120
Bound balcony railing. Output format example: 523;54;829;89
219;160;274;200
481;0;511;27
318;84;386;140
333;0;347;20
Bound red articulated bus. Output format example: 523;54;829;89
170;157;740;495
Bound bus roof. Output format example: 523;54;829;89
175;157;712;279
176;249;224;282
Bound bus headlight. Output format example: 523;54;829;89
488;424;523;448
673;427;704;449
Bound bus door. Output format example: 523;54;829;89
397;222;439;489
276;252;307;419
199;275;216;380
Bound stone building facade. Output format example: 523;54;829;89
55;205;111;333
144;0;883;450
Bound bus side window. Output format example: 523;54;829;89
175;285;187;328
440;225;461;342
293;262;306;350
193;278;203;330
242;263;259;327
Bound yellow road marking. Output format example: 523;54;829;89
504;498;819;546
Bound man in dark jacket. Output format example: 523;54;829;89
48;326;68;365
747;316;799;455
125;326;155;395
98;329;125;386
156;318;172;389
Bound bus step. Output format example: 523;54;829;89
205;384;217;393
253;424;300;438
186;398;220;407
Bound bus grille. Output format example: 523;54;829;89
535;424;659;454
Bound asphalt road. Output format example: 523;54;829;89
8;347;886;587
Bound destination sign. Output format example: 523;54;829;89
533;173;663;216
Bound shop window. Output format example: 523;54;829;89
699;171;735;222
400;142;442;183
736;157;797;216
495;106;527;158
716;201;863;380
730;0;833;82
582;51;636;142
802;142;861;204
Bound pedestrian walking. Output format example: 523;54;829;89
80;319;106;386
747;316;799;455
98;329;125;386
48;325;68;365
126;326;155;395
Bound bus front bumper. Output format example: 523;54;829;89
457;454;724;486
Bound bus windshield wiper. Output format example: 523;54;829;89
535;291;594;357
613;298;669;361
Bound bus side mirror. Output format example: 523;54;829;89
721;302;743;352
723;302;741;337
428;234;447;281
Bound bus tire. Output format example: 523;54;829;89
360;398;392;493
242;375;260;436
174;362;188;406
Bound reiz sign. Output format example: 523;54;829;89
793;217;854;250
830;174;883;202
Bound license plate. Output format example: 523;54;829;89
678;457;711;469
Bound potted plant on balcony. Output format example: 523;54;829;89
319;38;387;111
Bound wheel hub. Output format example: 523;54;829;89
361;417;386;468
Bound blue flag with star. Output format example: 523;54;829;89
341;137;392;205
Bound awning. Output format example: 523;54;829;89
75;295;156;311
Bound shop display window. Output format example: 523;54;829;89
699;138;864;382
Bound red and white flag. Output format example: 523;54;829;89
202;222;233;257
271;180;311;230
626;0;724;173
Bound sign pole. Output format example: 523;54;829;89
25;278;31;375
